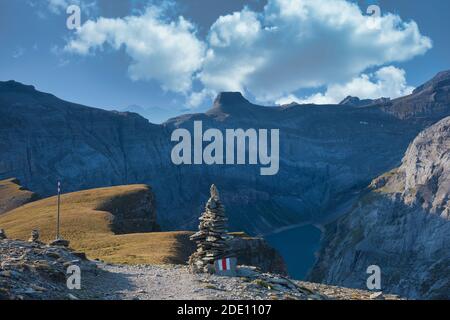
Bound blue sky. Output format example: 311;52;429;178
0;0;449;122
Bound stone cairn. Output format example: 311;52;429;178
189;185;234;273
28;229;40;243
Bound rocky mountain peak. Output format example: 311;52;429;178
339;96;361;105
338;96;374;107
208;92;254;115
0;80;36;94
412;70;450;94
213;92;249;106
339;95;390;107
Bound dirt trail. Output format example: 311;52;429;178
83;263;401;300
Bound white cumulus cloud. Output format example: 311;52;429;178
276;66;415;105
199;0;431;102
63;0;432;107
65;7;206;93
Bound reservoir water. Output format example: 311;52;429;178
265;224;322;280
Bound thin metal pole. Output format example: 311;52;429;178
57;181;61;240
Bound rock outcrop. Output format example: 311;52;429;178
0;238;98;300
382;70;450;119
0;178;38;215
189;185;233;273
96;185;159;234
229;232;287;276
309;117;450;299
338;96;390;107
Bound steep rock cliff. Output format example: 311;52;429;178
0;178;38;214
309;117;450;299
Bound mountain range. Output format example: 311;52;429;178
1;72;449;234
0;70;449;298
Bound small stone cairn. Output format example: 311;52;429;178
189;185;234;273
28;229;40;243
0;229;7;240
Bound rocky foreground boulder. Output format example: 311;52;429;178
309;117;450;299
0;238;97;300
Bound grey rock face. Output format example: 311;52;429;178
400;119;450;218
309;117;450;299
0;71;449;235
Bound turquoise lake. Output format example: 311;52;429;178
265;224;322;280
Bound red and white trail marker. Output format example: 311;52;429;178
214;257;237;276
218;258;231;271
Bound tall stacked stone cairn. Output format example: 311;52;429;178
189;185;234;273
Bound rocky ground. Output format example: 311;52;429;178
0;238;97;300
95;264;401;300
0;238;401;300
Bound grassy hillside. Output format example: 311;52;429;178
0;184;195;264
0;178;38;214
